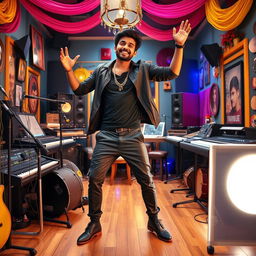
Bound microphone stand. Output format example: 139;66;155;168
0;99;47;256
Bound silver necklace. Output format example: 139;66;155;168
113;64;129;91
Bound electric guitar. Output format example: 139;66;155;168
0;185;11;249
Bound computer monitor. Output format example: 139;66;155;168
142;122;165;137
17;112;45;138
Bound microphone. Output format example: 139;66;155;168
23;94;39;100
23;93;67;104
0;85;8;97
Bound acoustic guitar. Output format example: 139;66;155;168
0;185;11;249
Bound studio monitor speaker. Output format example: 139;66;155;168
51;93;75;128
171;92;199;128
73;95;87;128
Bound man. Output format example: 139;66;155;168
60;20;191;245
230;76;241;115
227;76;242;124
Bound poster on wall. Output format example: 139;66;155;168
224;61;244;125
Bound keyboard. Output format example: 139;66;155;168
205;136;256;144
166;135;184;142
0;149;59;186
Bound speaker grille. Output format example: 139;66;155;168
171;93;199;128
51;93;75;128
74;95;87;128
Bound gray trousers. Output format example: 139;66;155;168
87;128;159;221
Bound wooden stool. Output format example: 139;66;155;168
148;150;168;181
110;156;132;185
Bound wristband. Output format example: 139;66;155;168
66;69;72;73
175;44;184;49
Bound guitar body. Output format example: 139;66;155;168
0;185;11;249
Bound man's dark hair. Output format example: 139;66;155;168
230;76;239;92
114;29;142;51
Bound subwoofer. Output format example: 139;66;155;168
73;95;87;128
171;92;199;128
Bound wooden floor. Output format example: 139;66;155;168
1;174;256;256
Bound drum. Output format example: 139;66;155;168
183;166;194;189
195;168;208;200
63;159;83;179
42;167;84;218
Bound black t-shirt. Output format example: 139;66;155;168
100;71;141;130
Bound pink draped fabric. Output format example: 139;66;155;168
20;0;101;34
0;2;21;33
145;6;205;26
136;8;205;41
199;87;211;125
27;0;100;15
142;0;207;18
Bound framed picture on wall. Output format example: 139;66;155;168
24;66;41;122
15;84;23;107
0;38;5;72
204;60;210;86
224;61;244;125
31;25;45;70
199;66;204;90
17;58;26;82
150;81;159;111
4;36;16;106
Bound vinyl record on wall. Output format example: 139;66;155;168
156;48;174;67
249;37;256;53
250;115;256;127
74;67;90;82
209;83;220;117
250;95;256;110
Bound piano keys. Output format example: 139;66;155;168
0;148;59;186
15;136;75;151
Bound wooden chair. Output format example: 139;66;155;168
110;156;132;185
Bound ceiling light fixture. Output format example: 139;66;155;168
100;0;142;33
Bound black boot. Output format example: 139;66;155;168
148;216;172;242
77;221;102;245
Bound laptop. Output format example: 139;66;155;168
142;122;165;138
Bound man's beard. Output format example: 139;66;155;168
115;49;133;61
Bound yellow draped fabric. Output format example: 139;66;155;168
205;0;253;31
0;0;17;24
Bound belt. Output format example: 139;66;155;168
105;127;140;133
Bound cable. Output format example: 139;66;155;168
194;212;208;224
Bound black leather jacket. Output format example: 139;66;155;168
73;60;177;134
